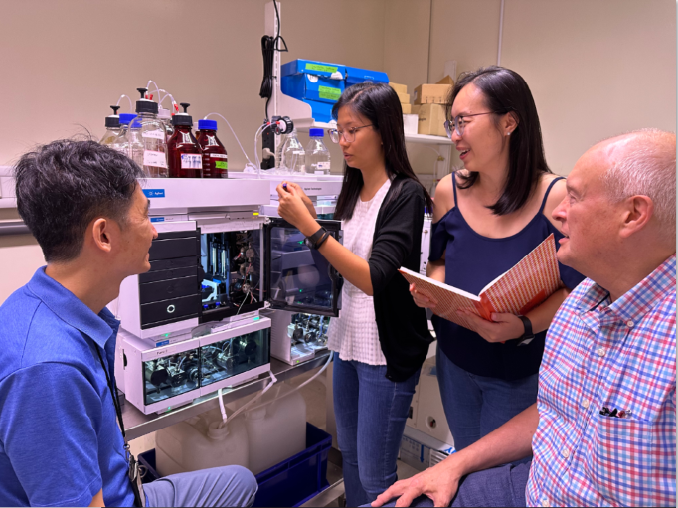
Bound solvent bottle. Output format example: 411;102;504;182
197;119;228;178
168;103;203;178
132;87;168;178
100;105;121;146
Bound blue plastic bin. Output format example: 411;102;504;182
138;423;333;507
344;66;389;87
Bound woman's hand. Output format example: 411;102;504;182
283;182;317;218
457;310;524;343
276;182;320;236
410;283;438;311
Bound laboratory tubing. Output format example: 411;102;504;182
305;128;331;175
274;132;289;171
100;105;121;146
158;107;174;139
197;119;228;178
131;87;168;178
167;103;203;178
281;128;305;174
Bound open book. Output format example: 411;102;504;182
400;234;562;330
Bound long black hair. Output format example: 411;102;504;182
446;66;551;215
332;82;432;221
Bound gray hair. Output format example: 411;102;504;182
602;129;676;240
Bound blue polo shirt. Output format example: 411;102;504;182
0;267;135;507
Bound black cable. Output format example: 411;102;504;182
260;1;288;121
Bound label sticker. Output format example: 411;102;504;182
142;130;166;140
317;161;331;170
305;63;338;74
150;217;165;223
210;153;228;159
318;85;341;101
143;189;165;198
143;150;168;168
181;153;203;169
215;161;228;170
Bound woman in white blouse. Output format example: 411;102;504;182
277;82;433;507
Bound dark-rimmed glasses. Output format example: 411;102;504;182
329;124;374;143
444;112;495;137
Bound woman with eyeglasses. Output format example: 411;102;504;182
276;82;434;507
409;66;585;453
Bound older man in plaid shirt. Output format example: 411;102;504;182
373;129;676;508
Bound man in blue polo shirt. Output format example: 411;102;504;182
0;140;257;507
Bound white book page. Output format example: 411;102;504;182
399;267;481;302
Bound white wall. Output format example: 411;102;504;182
393;0;676;176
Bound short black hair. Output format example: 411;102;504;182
446;66;552;215
15;139;144;262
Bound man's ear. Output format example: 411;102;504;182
619;195;654;239
91;218;113;254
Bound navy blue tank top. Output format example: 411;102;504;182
429;173;586;380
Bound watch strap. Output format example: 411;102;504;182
306;227;327;250
517;315;535;346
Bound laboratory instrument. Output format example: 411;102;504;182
167;103;203;178
305;128;331;175
197;119;228;178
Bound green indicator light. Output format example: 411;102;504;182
298;241;304;245
253;316;260;321
299;289;303;292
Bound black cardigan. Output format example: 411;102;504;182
368;177;434;382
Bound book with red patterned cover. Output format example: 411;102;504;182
399;234;561;329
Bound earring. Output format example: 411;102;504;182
507;131;511;136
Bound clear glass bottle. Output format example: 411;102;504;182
132;87;168;178
167;103;203;178
100;105;121;146
197;119;228;178
158;106;174;140
305;128;331;175
281;128;306;174
126;119;145;170
274;132;288;172
110;113;137;154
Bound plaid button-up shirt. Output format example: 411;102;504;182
527;255;676;507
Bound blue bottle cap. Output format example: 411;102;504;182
119;113;137;125
309;128;324;137
130;120;142;128
198;119;218;131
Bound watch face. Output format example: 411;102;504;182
304;238;314;250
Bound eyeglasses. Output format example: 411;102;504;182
443;112;495;137
329;124;374;143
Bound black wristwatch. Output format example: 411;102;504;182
517;315;535;346
305;227;328;250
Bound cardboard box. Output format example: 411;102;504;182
417;103;447;137
436;75;454;86
413;83;453;105
397;92;410;104
401;103;412;114
411;104;421;116
400;426;455;472
390;82;408;94
403;114;418;135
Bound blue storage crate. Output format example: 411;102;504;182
281;59;345;106
281;74;344;104
281;59;346;79
137;423;333;507
344;66;389;87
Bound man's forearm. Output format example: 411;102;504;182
445;403;539;478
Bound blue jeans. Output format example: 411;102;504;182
145;465;257;507
373;461;530;507
333;352;421;507
436;348;538;451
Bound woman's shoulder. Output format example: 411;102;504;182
432;174;455;222
538;173;567;231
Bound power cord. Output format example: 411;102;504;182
260;0;288;121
